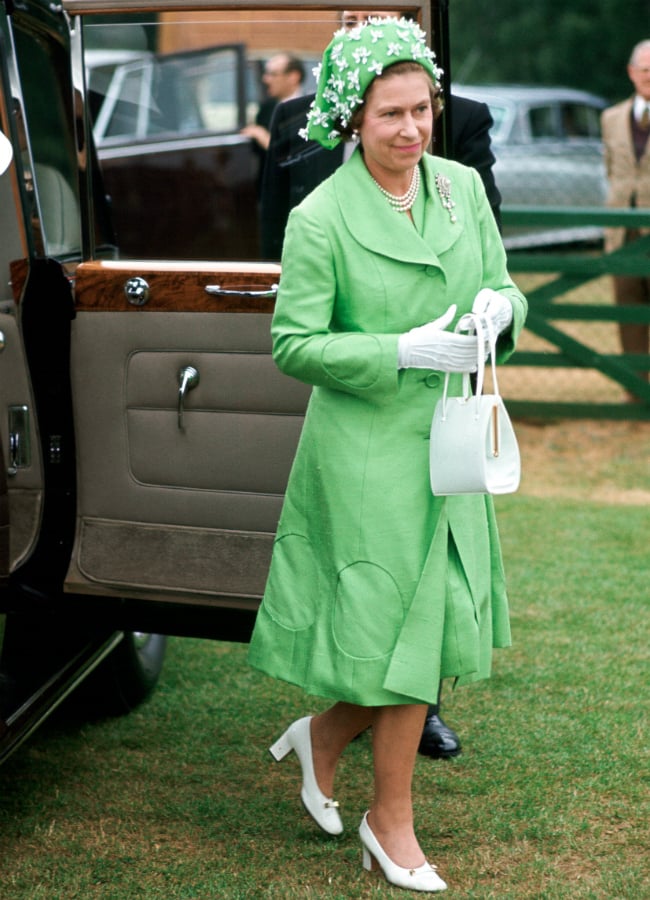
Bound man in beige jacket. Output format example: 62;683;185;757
601;39;650;399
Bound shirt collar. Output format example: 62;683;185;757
633;95;650;120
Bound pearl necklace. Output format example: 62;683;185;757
372;165;420;212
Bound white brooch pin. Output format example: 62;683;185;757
435;174;457;224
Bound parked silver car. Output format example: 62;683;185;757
452;84;608;248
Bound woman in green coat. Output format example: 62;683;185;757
248;17;527;893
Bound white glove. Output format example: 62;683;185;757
472;288;513;336
397;303;480;372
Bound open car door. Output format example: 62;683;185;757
50;0;427;637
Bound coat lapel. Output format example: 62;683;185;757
333;150;463;267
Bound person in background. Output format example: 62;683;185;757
259;11;502;761
248;17;526;893
601;38;650;402
242;53;306;151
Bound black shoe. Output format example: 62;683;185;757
418;713;462;759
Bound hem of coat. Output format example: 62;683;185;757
248;648;509;706
248;604;510;706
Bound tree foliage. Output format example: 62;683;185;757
447;0;650;102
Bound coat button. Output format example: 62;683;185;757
424;372;441;388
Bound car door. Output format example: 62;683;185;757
4;0;433;633
0;141;44;580
0;7;55;588
65;6;319;618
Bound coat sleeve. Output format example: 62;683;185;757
271;204;401;406
470;167;528;363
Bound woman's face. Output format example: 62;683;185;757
358;69;433;183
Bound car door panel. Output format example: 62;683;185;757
65;261;310;605
0;136;44;574
0;312;44;572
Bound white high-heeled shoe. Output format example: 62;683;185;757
269;716;343;835
359;812;447;892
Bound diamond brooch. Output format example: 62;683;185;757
435;173;457;223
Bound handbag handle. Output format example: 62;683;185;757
440;312;500;420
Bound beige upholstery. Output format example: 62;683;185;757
0;313;44;569
66;309;310;602
34;164;81;257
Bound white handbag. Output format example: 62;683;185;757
429;313;521;496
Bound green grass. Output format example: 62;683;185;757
1;495;648;899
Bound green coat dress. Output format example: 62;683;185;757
248;150;528;706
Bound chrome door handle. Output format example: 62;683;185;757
178;366;199;430
204;283;278;298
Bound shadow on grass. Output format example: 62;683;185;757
1;496;648;899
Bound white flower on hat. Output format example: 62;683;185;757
311;109;332;128
353;47;372;65
347;68;361;91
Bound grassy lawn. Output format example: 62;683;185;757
0;425;648;899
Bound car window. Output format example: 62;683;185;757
483;103;509;141
97;61;151;139
187;47;245;133
560;102;601;139
12;24;82;257
528;105;558;139
94;46;245;141
81;10;341;261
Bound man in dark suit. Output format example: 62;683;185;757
261;91;501;259
259;28;501;761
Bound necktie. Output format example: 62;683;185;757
641;105;650;129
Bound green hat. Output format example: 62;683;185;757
301;16;442;150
